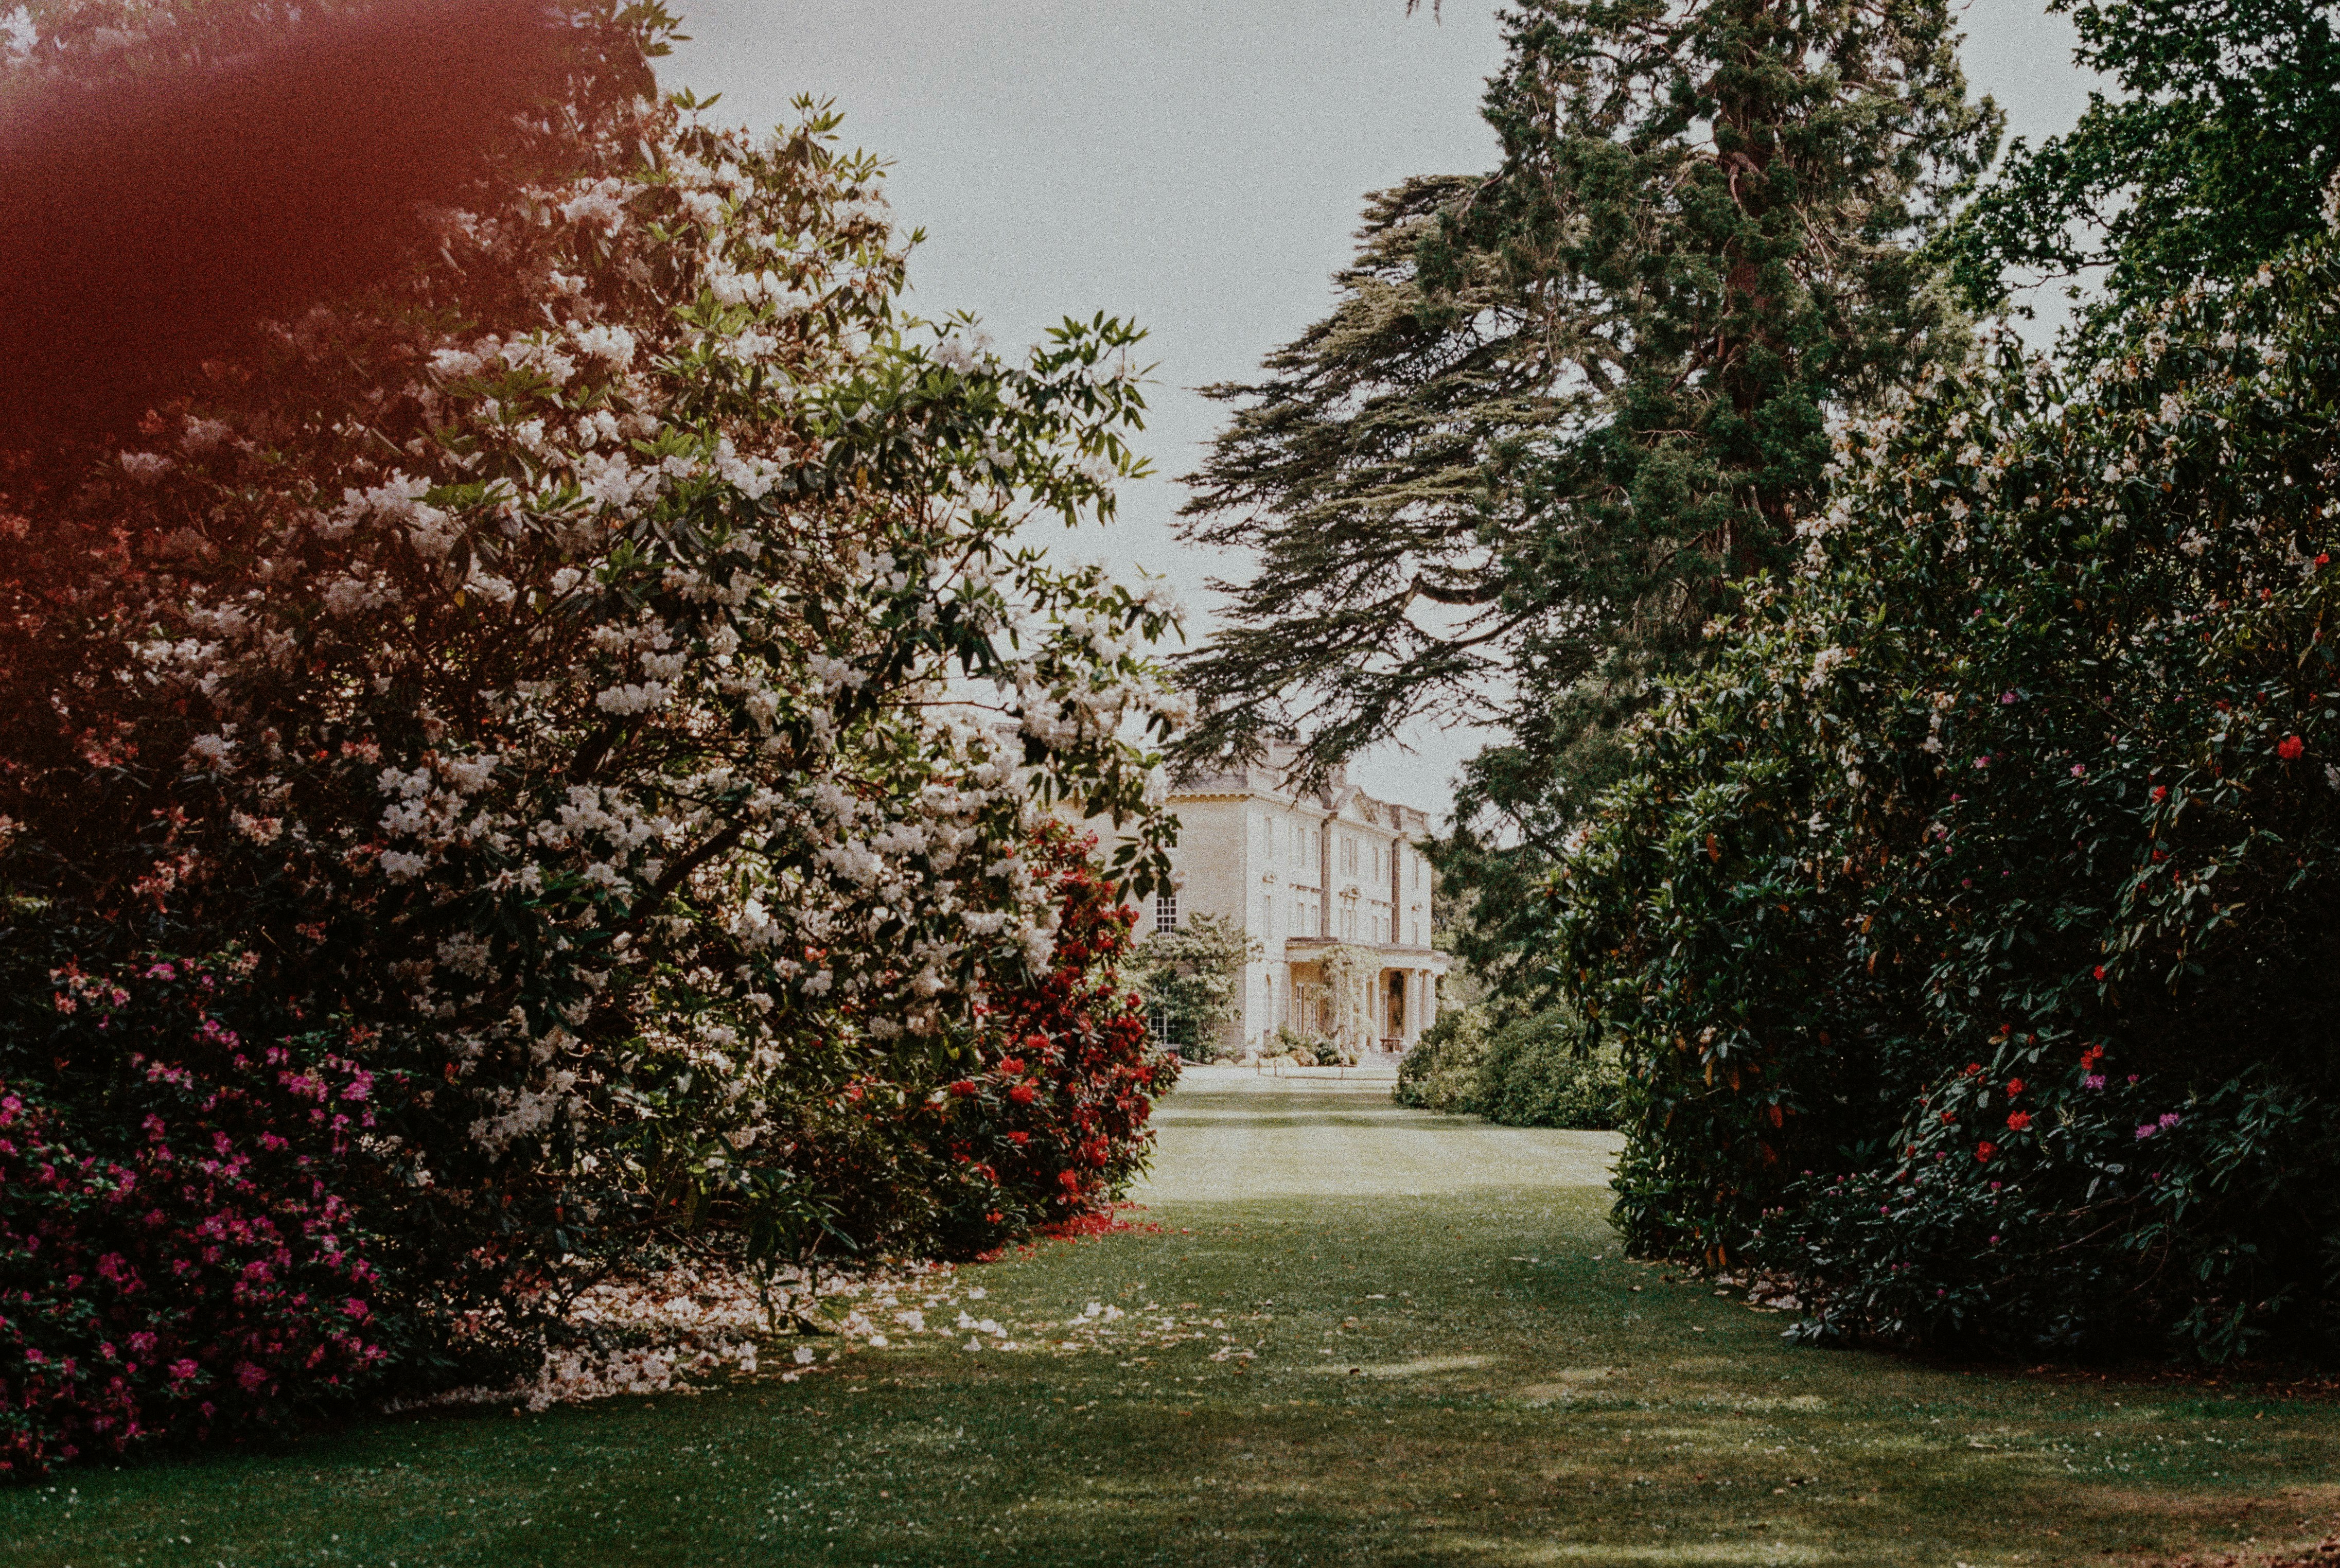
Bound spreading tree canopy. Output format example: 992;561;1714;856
1175;0;1996;924
1944;0;2340;342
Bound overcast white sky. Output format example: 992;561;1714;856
666;1;2101;819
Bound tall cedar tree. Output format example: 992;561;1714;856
1943;0;2340;343
1176;0;1994;991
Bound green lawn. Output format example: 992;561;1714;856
9;1066;2339;1567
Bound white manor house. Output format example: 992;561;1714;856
1155;743;1447;1059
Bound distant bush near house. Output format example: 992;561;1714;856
1478;1012;1623;1131
1135;915;1259;1063
1395;1007;1618;1130
1393;1009;1486;1113
1268;1024;1349;1068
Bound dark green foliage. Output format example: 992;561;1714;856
1394;1007;1490;1113
1549;231;2340;1360
1477;1010;1622;1131
1394;1005;1618;1129
1945;0;2340;340
1175;0;1996;958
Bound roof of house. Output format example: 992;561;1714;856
1169;742;1436;834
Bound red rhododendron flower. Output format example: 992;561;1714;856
2092;965;2106;981
997;1059;1025;1077
948;1080;978;1098
2278;734;2306;760
1975;1141;1997;1162
2007;1079;2024;1096
1008;1084;1037;1105
2005;1111;2032;1132
1008;1131;1029;1145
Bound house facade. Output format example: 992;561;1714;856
1156;744;1446;1057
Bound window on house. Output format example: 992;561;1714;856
1411;918;1422;946
1341;837;1358;876
1373;844;1383;879
1154;891;1177;931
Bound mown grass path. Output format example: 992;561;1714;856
9;1066;2340;1566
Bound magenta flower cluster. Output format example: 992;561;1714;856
0;964;388;1476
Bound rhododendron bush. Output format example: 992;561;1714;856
1547;226;2340;1361
0;1;1181;1463
767;823;1172;1262
0;960;389;1475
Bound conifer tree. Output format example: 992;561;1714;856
1175;0;1996;976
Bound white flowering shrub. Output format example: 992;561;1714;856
1545;234;2340;1361
0;2;1182;1423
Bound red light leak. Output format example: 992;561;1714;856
0;0;566;441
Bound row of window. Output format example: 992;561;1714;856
1269;815;1428;891
1160;887;1423;948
